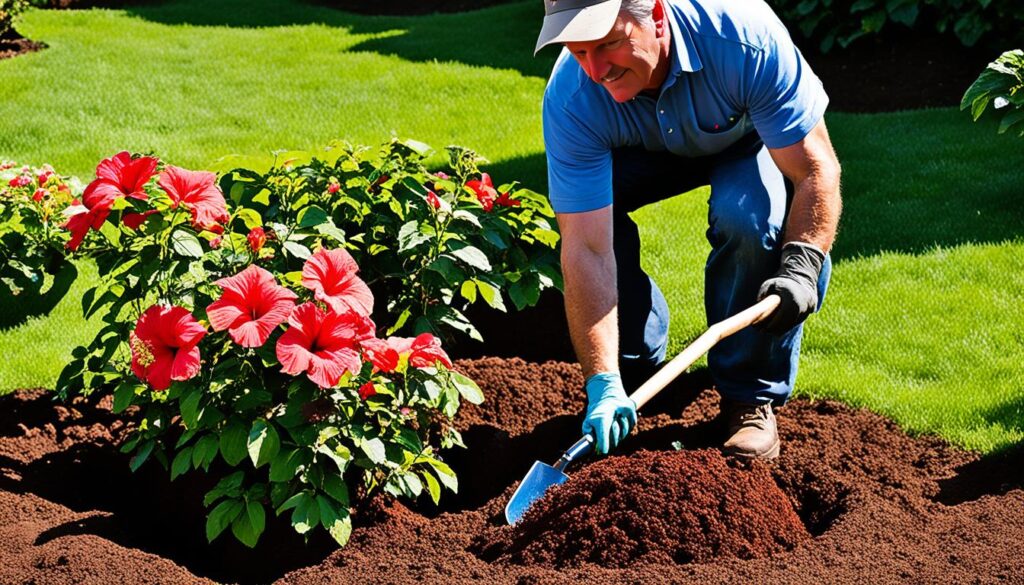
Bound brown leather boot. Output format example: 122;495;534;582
721;399;780;460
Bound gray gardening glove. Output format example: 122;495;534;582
757;242;825;335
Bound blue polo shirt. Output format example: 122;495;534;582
542;0;829;213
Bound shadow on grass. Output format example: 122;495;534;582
0;261;77;332
118;0;555;78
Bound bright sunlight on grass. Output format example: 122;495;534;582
0;0;1021;454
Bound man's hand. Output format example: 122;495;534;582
757;241;825;334
582;372;637;455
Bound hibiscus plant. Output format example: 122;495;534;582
0;161;81;307
216;138;562;343
55;151;484;549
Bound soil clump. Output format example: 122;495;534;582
1;359;1022;584
475;449;810;568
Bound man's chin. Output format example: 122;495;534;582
606;87;640;103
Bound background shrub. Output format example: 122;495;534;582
0;0;28;38
962;49;1024;137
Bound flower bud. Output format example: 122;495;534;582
247;226;267;252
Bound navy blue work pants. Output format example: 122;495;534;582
612;135;831;405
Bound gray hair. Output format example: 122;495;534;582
620;0;655;29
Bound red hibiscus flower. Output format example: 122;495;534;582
495;191;521;208
426;190;441;209
207;265;297;347
123;209;160;230
32;188;47;202
64;152;159;250
37;169;53;186
276;302;364;388
362;333;452;372
301;248;374;317
248;227;266;252
130;304;207;391
358;382;377;400
327;181;340;194
360;337;399;372
158;166;230;232
466;173;499;212
8;175;31;188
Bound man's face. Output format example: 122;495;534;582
564;9;666;103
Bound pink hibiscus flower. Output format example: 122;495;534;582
276;302;364;388
361;332;452;372
301;248;374;317
158;166;230;232
207;265;297;347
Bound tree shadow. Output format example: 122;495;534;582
0;260;78;332
118;0;555;79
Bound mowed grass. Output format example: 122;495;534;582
1;0;1021;453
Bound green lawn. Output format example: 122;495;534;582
1;0;1021;453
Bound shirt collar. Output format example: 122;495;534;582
665;0;702;75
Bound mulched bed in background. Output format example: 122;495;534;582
2;357;1022;584
0;31;45;61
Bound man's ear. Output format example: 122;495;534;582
653;0;666;36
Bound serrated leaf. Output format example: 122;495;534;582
248;420;281;468
171;229;204;258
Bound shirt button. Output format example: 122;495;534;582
659;109;665;115
667;128;674;134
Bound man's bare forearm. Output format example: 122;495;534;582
561;241;619;379
784;162;841;252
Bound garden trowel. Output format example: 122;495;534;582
504;294;781;524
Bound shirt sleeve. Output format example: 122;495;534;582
744;35;829;149
542;91;614;213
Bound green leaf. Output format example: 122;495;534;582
179;388;202;428
422;469;441;504
403;138;434;156
112;381;140;414
220;420;249;466
398;220;431;252
298;205;329;227
426;458;459;493
231;501;265;548
451;209;481;228
193;434;220;470
460;280;477;303
394;427;424;454
360;437;386;464
291;492;320;534
129;439;155;472
204;471;245;506
276;491;308;514
315;221;346;244
171;446;194;481
450;371;484;405
998;110;1024;134
282;241;312;260
248;420;281;468
474;279;505;311
171;229;204;258
322;472;350;506
450;245;491;272
235;208;262;230
317;496;352;547
206;499;244;543
269;448;306;482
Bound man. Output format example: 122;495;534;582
535;0;841;459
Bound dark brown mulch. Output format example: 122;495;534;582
1;358;1023;584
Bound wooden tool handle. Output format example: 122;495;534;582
627;294;781;410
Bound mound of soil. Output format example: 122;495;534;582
0;31;45;62
1;358;1023;584
476;449;810;568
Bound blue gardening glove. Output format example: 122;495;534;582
582;372;638;455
